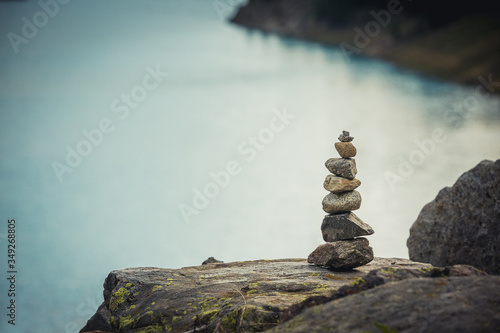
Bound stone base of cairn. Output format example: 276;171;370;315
308;131;375;270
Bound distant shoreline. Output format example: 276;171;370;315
231;0;500;96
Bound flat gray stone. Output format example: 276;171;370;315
321;212;374;241
323;175;361;193
325;158;357;179
307;238;374;269
322;190;361;214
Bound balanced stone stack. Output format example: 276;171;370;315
308;131;375;270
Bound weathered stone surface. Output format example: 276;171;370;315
323;175;360;193
338;130;354;142
202;257;223;265
80;258;429;333
280;264;486;322
271;275;500;333
408;159;500;274
334;142;357;158
322;190;361;214
321;212;374;242
308;238;374;269
79;303;113;333
325;158;357;179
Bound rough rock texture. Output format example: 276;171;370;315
325;158;357;179
321;213;374;242
202;257;223;265
80;303;113;333
280;263;486;323
338;130;354;142
323;175;360;193
322;190;361;214
80;258;430;333
271;275;500;333
334;142;357;158
307;238;374;269
408;159;500;274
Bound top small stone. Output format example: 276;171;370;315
338;130;354;142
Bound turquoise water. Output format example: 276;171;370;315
1;1;499;331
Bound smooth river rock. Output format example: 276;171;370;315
408;159;500;274
334;142;357;158
323;175;361;193
325;158;357;179
308;238;373;269
321;212;374;242
322;190;361;214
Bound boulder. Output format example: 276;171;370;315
308;238;374;269
80;258;430;333
321;212;374;242
408;159;500;274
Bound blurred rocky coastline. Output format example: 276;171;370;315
231;0;500;93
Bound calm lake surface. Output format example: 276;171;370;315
1;0;499;331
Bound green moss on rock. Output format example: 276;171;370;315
109;287;131;312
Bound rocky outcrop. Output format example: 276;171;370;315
80;258;431;333
408;159;500;274
80;258;500;333
271;274;500;333
79;160;500;332
279;263;488;323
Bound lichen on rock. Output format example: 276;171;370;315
79;258;431;332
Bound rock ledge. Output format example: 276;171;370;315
80;258;430;332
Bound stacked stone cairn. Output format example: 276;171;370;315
308;131;375;269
